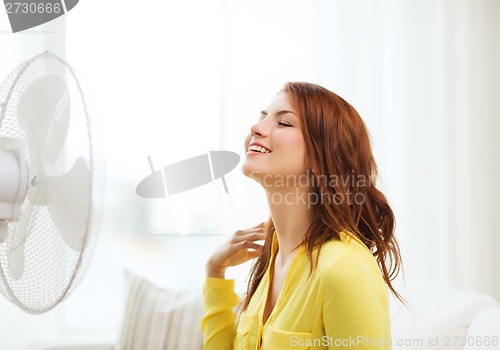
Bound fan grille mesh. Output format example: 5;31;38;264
0;52;101;313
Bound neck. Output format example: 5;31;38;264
265;184;312;265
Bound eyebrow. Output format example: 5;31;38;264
260;110;296;116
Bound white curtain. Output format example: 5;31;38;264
311;0;500;299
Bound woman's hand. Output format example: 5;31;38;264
206;223;267;279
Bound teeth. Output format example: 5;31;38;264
249;145;271;153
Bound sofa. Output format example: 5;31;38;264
28;272;500;350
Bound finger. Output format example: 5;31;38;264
247;249;261;259
234;226;263;238
232;231;266;244
238;240;263;251
232;227;263;240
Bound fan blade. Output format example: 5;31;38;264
46;157;91;252
0;221;8;243
8;221;26;280
17;74;70;165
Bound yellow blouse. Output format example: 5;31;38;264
201;231;391;349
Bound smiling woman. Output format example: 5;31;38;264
201;82;403;350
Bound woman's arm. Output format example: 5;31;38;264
201;225;266;349
322;253;392;350
201;276;240;350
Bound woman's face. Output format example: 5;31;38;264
242;92;307;184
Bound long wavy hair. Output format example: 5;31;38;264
242;82;404;311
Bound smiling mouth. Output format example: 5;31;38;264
248;145;271;154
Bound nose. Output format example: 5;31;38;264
250;119;267;138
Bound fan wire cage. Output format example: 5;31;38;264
0;52;102;314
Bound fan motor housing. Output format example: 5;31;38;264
0;138;29;221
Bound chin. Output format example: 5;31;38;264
241;162;263;181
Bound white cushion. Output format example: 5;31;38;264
389;280;499;350
464;307;500;350
116;272;204;350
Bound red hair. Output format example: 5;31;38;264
243;82;404;311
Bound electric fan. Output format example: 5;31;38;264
0;51;101;313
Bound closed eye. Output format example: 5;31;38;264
278;122;292;127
